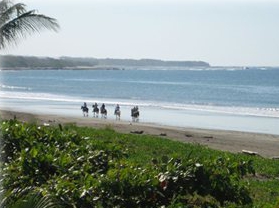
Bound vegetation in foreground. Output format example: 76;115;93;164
1;119;279;207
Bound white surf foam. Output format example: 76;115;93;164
0;84;32;90
1;91;279;118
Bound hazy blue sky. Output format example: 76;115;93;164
2;0;279;66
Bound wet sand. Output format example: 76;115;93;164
1;110;279;158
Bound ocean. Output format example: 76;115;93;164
0;67;279;135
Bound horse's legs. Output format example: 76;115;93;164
132;115;139;122
101;113;106;119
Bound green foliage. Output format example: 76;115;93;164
1;119;278;207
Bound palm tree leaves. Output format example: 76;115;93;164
0;1;26;24
2;190;61;208
0;0;59;49
10;193;60;208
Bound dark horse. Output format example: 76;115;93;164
100;107;107;119
81;106;89;117
131;106;140;122
92;105;99;117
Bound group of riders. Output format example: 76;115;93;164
81;102;140;121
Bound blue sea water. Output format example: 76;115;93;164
1;67;279;134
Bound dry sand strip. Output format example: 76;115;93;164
1;110;279;158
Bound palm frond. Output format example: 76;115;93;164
10;192;60;208
1;188;61;208
0;2;27;27
0;0;60;49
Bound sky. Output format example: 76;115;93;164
1;0;279;66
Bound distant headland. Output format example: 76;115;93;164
0;55;210;70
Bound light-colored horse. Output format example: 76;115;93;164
114;109;121;120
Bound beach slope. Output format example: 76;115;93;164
1;110;279;158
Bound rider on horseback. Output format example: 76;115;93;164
81;102;89;117
92;102;99;117
93;102;98;109
114;104;120;114
101;103;106;113
131;106;139;116
82;102;88;111
131;106;139;122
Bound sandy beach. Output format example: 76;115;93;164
1;109;279;158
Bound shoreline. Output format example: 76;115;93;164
1;109;279;158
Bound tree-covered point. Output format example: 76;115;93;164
1;119;279;208
0;55;96;68
0;55;210;69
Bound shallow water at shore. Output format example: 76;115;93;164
1;97;279;135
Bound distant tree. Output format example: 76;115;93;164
0;0;59;49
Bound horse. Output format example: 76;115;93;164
92;105;99;117
81;106;89;117
100;108;107;119
114;109;121;120
131;107;140;122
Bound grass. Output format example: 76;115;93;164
66;124;279;207
73;125;279;204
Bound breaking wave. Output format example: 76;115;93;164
1;91;279;118
0;84;32;90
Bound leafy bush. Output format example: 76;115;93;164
0;119;257;207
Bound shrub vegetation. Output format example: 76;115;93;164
1;119;279;207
